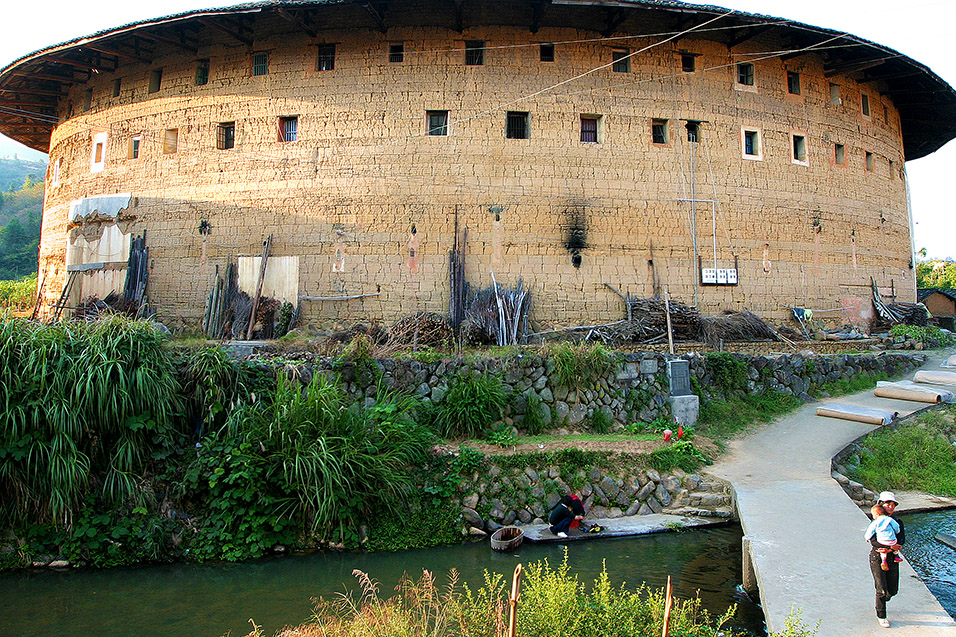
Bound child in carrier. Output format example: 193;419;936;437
864;504;902;571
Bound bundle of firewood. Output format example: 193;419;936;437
388;311;453;347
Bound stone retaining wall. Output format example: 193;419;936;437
267;349;923;431
455;462;735;534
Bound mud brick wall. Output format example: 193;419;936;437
37;8;914;331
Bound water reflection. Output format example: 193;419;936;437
901;509;956;619
0;524;765;636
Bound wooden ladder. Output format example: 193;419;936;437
50;270;79;322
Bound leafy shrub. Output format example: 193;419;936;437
889;323;953;346
485;422;519;447
522;392;546;435
0;316;183;527
552;341;618;390
432;372;509;438
332;333;381;384
648;440;709;472
0;274;36;310
704;353;748;393
588;408;614;434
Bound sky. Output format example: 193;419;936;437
1;0;953;257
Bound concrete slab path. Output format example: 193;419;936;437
709;350;956;635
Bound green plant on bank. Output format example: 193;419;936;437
648;440;709;472
0;316;183;528
625;415;675;435
522;392;546;435
179;346;252;437
551;341;618;390
697;391;801;445
394;344;447;364
770;606;821;637
889;323;954;347
704;352;749;393
181;375;435;557
484;422;519;447
810;371;887;398
847;406;956;497
430;371;510;438
296;553;740;637
332;333;381;385
588;408;614;434
0;275;36;310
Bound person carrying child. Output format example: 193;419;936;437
865;491;906;629
864;504;902;571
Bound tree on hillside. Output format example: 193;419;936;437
917;260;956;289
0;216;39;279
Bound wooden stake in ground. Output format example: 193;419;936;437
662;575;673;637
508;563;523;637
246;234;273;340
664;287;675;355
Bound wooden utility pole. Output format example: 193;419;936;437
664;287;675;355
246;234;273;340
508;564;523;637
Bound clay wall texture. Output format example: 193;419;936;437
37;14;915;330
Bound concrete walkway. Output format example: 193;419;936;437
709;351;956;635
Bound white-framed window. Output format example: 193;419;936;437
861;93;871;119
90;132;107;173
791;133;808;165
741;127;762;160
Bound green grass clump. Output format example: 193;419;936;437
588;408;614;434
297;552;738;637
431;372;509;438
848;408;956;497
704;352;749;393
648;440;709;472
522;392;547;435
698;391;800;443
811;371;887;398
552;341;617;390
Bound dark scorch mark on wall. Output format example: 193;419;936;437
562;207;588;268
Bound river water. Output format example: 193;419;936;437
0;524;764;636
2;510;952;637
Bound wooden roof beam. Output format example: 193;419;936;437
601;8;628;37
277;8;318;38
9;70;83;84
81;43;152;65
4;100;57;108
0;86;64;97
41;55;105;72
825;55;896;78
0;122;53;130
725;24;775;50
362;3;388;34
530;0;551;34
860;69;920;83
135;30;199;55
198;17;253;46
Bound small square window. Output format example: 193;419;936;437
612;49;630;73
787;71;801;95
861;93;871;117
580;115;600;143
465;41;485;66
426;110;448;136
82;89;92;111
540;43;555;62
128;136;141;160
506;111;529;139
195;61;210;86
829;82;841;105
112;78;122;98
217;122;235;150
743;129;760;158
834;143;845;165
681;54;696;73
389;43;404;63
148;69;162;93
685;121;700;143
737;62;754;86
279;116;298;142
792;134;807;164
317;44;336;71
865;151;875;172
253;52;269;76
163;129;178;154
652;118;668;144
